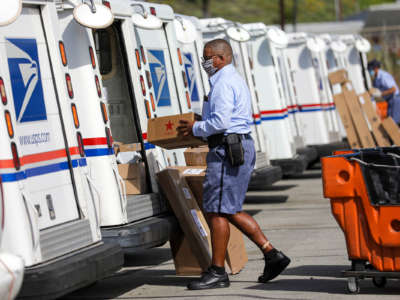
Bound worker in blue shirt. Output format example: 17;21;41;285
177;39;290;290
368;59;400;124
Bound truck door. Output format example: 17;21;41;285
0;7;81;229
120;20;186;166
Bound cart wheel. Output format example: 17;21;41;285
372;276;387;288
347;277;360;294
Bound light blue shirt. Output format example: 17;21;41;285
373;69;400;123
373;69;399;101
192;64;252;138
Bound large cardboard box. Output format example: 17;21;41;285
382;117;400;145
171;166;248;275
184;146;209;166
328;69;348;85
358;92;391;147
342;82;376;148
157;168;211;271
147;113;206;150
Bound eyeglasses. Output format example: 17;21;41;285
202;55;223;62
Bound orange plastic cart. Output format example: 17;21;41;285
322;147;400;293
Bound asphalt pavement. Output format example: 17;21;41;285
62;165;400;299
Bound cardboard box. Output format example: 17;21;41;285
124;177;146;195
119;143;142;152
382;117;400;145
328;69;348;85
147;113;207;150
118;162;147;194
113;142;141;155
184;146;209;166
342;82;376;148
118;162;145;179
157;168;211;271
358;92;391;147
333;94;361;148
171;166;248;275
169;227;208;275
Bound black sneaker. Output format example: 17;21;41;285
187;267;230;290
258;250;291;283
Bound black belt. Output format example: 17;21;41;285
207;133;251;148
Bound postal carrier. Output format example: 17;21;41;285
0;1;123;299
55;0;195;252
199;17;282;188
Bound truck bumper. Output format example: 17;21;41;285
248;165;283;190
101;214;178;254
18;242;123;300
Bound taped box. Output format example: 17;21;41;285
157;168;211;272
147;113;206;150
118;162;147;195
171;166;248;275
184;146;209;166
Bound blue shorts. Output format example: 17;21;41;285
203;137;256;214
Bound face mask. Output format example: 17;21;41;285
369;69;375;77
201;58;218;77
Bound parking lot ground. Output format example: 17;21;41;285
62;166;400;300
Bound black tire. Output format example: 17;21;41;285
372;276;387;288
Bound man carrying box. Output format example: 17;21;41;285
368;59;400;125
177;39;290;290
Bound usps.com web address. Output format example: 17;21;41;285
19;132;50;146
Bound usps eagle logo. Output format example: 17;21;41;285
183;53;200;102
148;49;171;107
6;38;47;123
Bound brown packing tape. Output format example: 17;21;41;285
333;94;361;148
358;92;391;147
342;82;376;148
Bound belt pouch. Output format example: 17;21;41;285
225;134;244;166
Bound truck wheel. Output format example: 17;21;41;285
372;276;386;288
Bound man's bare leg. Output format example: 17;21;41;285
228;211;290;283
208;212;230;267
187;212;230;290
227;211;273;253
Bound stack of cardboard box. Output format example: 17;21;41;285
328;69;397;148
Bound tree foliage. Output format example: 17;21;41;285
147;0;395;24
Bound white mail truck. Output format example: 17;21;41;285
56;0;180;253
0;1;123;298
243;23;317;174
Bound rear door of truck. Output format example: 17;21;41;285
0;6;85;238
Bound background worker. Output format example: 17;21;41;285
177;39;290;290
368;59;400;124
